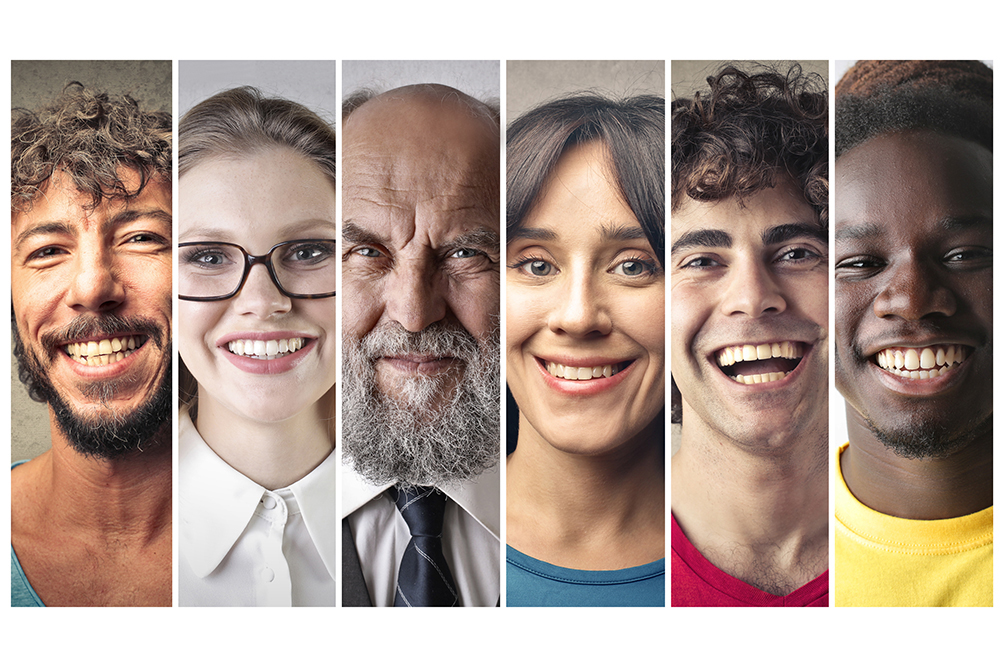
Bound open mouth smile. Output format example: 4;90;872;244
715;341;804;385
873;344;968;379
227;337;306;360
65;335;147;366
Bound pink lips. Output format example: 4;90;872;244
379;355;459;375
220;332;316;375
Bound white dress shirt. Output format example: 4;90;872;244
342;462;501;607
179;410;337;606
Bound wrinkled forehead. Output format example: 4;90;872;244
343;93;500;220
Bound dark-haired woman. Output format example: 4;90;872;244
505;94;666;606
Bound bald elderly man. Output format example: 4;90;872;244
340;84;502;607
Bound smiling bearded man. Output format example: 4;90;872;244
834;60;993;607
339;80;502;607
670;63;830;607
10;79;173;607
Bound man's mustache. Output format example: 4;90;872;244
39;314;166;362
358;322;481;361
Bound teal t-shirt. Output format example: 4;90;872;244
506;545;664;607
11;460;44;607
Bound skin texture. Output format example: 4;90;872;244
342;85;501;410
10;170;172;606
179;147;337;490
836;130;993;520
505;141;665;570
671;176;829;595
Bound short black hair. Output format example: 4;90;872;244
835;60;992;157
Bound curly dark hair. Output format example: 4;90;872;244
672;65;829;228
11;82;172;214
835;60;992;157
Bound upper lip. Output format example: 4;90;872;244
382;354;455;363
864;336;977;357
535;354;635;367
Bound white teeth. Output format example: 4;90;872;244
876;345;966;379
716;341;803;368
733;372;786;385
227;337;305;359
545;361;622;381
65;336;144;365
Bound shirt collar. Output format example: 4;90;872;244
179;410;337;579
342;460;500;539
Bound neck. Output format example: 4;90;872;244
673;412;828;549
842;408;992;520
46;415;172;541
507;418;665;568
195;388;334;490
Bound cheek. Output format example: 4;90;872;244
343;278;381;337
505;284;550;345
670;286;709;353
178;303;221;358
450;274;500;339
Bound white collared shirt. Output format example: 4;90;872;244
342;462;501;607
179;410;337;606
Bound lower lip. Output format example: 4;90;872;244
536;358;635;396
871;357;970;396
223;339;315;375
716;347;809;390
64;342;146;378
379;357;460;375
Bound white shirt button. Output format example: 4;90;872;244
262;495;277;510
261;567;275;583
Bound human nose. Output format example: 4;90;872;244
234;262;292;317
873;258;956;320
721;259;787;317
546;270;612;337
65;243;125;312
383;259;446;332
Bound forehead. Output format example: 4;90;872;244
526;141;636;227
342;93;500;240
178;149;335;243
671;176;818;244
12;169;172;240
835;130;992;236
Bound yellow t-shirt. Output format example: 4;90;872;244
835;444;993;607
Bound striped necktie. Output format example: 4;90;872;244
392;485;459;607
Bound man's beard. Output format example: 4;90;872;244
12;313;172;460
865;412;993;461
343;321;500;487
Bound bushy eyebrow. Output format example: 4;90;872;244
600;222;648;243
342;221;389;246
762;223;828;247
508;226;557;243
671;229;732;256
449;228;500;252
835;215;991;243
14;207;172;254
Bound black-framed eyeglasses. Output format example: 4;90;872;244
178;239;337;301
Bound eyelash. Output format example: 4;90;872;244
508;254;661;279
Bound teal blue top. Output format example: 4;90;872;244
506;545;664;607
11;460;44;607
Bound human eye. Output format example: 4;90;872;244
944;246;992;268
284;240;336;265
181;244;237;270
775;245;826;267
508;255;557;277
611;256;661;278
678;255;721;270
450;248;482;259
353;246;384;259
26;245;68;262
834;252;885;280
